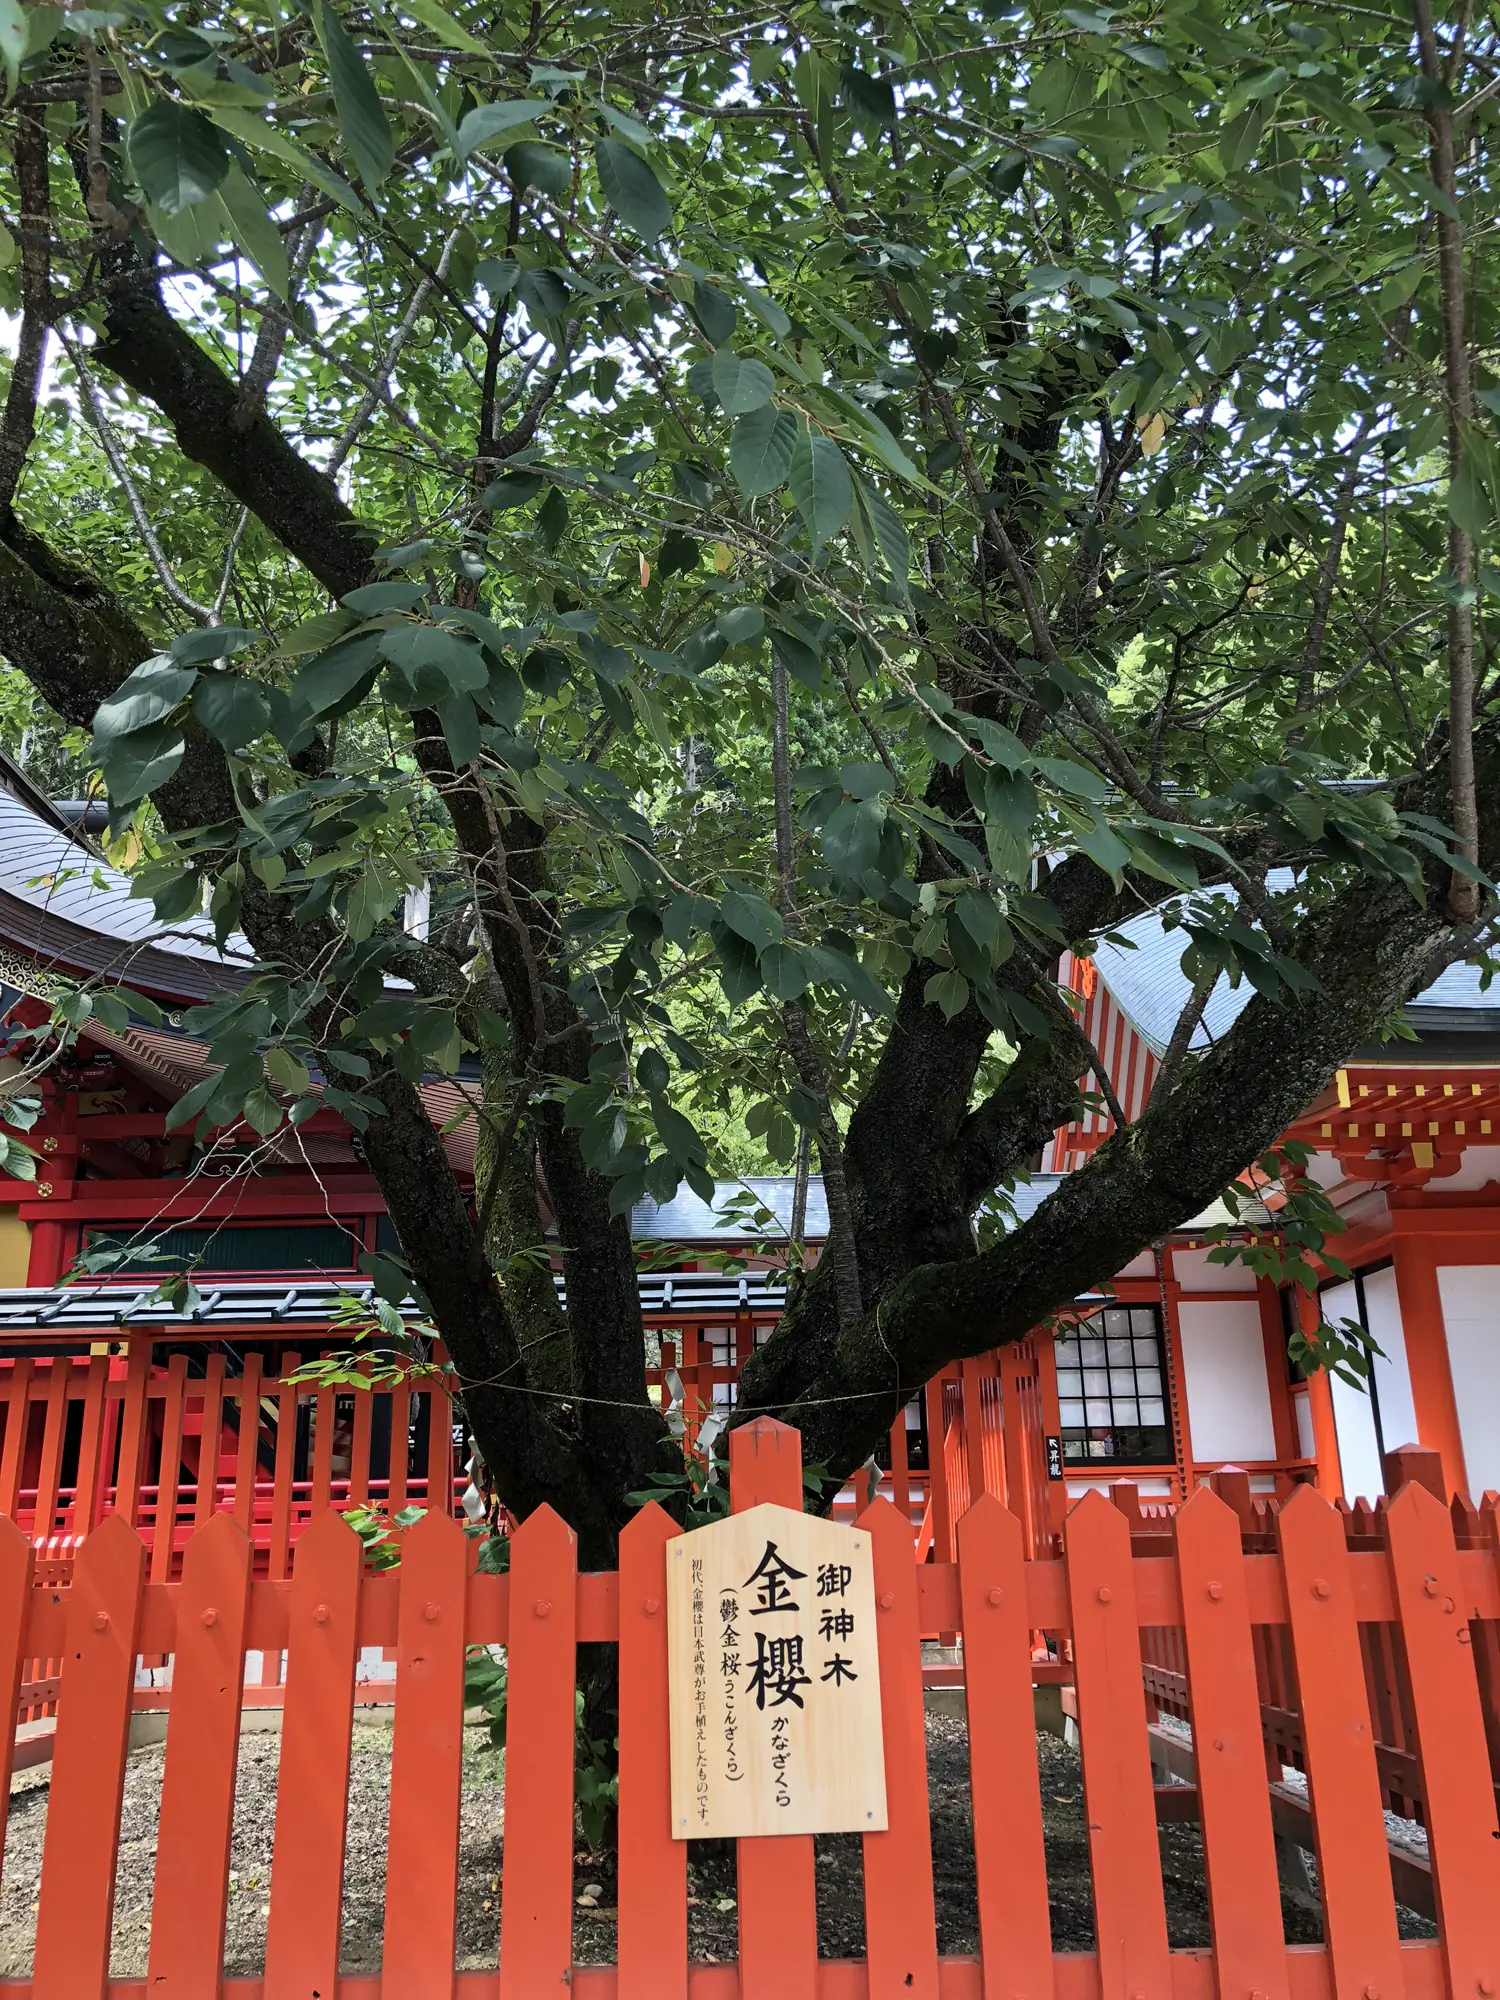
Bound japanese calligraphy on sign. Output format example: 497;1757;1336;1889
665;1502;887;1838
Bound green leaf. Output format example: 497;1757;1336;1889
821;796;884;879
344;581;428;614
193;674;273;751
93;657;197;745
455;99;549;158
505;140;571;197
710;350;775;416
1076;816;1132;884
596;137;672;244
1032;756;1108;802
378;624;489;692
717;605;765;645
719;886;783;949
100;725;186;806
292;631;384;718
397;0;487;53
204;104;361;215
219;164;290;298
1448;451;1493;537
436;690;482;767
0;0;25;96
730;406;798;495
479;470;544;510
128;101;231;215
759;942;809;1001
314;0;395;190
170;624;260;664
691;278;737;345
860;478;910;592
924;969;970;1021
789;426;853;554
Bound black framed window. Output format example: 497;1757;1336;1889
1055;1303;1173;1466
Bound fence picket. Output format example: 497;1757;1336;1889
69;1356;109;1534
192;1352;228;1529
10;1417;1500;2000
1172;1488;1288;2000
617;1500;687;2000
729;1418;818;2000
268;1354;299;1581
0;1355;33;1519
31;1358;68;1538
233;1352;263;1533
264;1506;362;2000
500;1503;578;1995
1064;1490;1172;2000
151;1353;189;1582
860;1495;939;2000
146;1510;253;1994
32;1513;146;2000
383;1507;469;1999
1276;1484;1403;1999
112;1344;149;1528
1383;1480;1500;1996
0;1514;35;1887
957;1495;1053;2000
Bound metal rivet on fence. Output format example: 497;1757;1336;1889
1311;1578;1331;1599
201;1607;218;1627
1096;1586;1112;1604
1424;1576;1440;1597
1364;1984;1380;1998
313;1602;331;1624
878;1591;895;1610
535;1597;551;1618
644;1596;660;1615
1206;1581;1223;1601
92;1611;109;1631
423;1601;440;1621
986;1587;1003;1606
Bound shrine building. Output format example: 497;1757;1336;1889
0;752;1496;1578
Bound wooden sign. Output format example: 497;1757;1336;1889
665;1501;887;1839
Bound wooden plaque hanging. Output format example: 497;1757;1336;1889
665;1501;887;1839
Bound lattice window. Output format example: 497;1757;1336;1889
1055;1304;1173;1466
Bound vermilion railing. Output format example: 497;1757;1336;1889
3;1417;1499;1997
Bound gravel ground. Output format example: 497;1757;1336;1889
0;1712;1434;1975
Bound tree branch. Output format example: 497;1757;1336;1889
61;334;215;624
1413;0;1481;921
0;109;51;517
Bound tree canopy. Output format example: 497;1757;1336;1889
1;0;1497;1553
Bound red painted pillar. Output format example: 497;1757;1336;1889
1294;1286;1344;1500
1390;1232;1467;1497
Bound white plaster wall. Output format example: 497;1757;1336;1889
1322;1277;1381;1500
1066;1477;1173;1499
1437;1265;1500;1496
1320;1274;1416;1501
1177;1299;1277;1463
1361;1265;1419;1453
1171;1247;1257;1292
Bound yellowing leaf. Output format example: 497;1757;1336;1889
714;542;734;573
1138;411;1168;457
639;554;652;587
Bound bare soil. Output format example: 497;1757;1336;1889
0;1713;1434;1976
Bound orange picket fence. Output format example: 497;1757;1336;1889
4;1415;1500;1998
